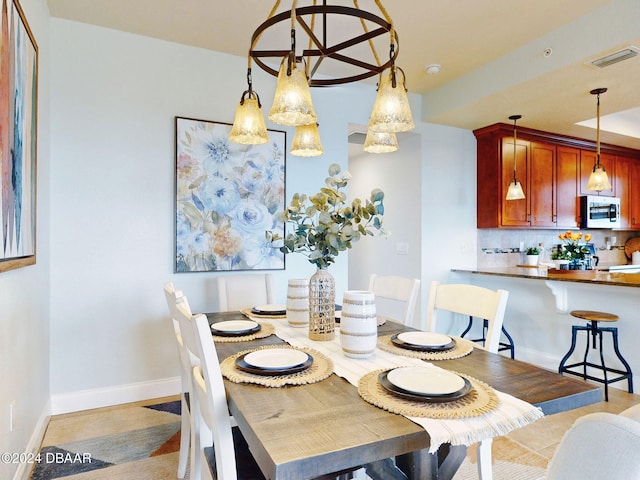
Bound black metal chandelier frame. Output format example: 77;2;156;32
248;2;400;87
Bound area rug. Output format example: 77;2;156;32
29;400;183;480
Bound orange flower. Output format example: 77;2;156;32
585;234;592;242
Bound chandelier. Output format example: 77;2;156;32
229;0;414;156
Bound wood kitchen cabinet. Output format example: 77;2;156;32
476;125;574;228
614;156;640;230
631;161;640;229
474;123;638;229
556;146;580;228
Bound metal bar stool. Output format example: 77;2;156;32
460;316;515;359
558;310;633;401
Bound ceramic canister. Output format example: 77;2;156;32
286;278;309;327
339;290;377;359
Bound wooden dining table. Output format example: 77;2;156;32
208;313;602;480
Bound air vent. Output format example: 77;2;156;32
588;46;639;68
348;132;367;145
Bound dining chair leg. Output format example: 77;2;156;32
177;395;190;478
477;438;493;480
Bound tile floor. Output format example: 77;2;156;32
29;388;640;480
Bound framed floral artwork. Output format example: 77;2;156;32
0;0;38;273
174;117;286;272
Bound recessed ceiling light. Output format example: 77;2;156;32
425;64;441;75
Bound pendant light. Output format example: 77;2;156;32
229;67;269;145
368;44;414;133
267;5;317;127
586;88;612;192
505;114;525;200
363;130;398;153
290;123;324;157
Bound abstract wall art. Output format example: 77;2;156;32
174;117;286;272
0;0;38;273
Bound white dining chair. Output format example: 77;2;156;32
425;280;509;480
367;274;420;326
425;281;509;355
546;409;640;480
163;282;196;479
216;273;276;311
188;309;267;480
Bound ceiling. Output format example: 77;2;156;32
46;0;640;149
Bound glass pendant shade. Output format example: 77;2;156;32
268;58;317;127
290;124;324;157
368;67;415;133
586;163;612;192
229;96;269;145
363;130;398;153
505;181;525;200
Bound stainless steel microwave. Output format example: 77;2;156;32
580;195;620;229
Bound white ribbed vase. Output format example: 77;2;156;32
339;290;377;358
286;278;309;328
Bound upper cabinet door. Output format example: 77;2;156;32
630;161;640;229
529;142;556;227
556;146;579;228
579;151;616;196
500;138;530;226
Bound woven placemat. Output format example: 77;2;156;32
212;322;275;343
377;334;474;360
221;345;334;387
358;368;500;419
241;308;287;320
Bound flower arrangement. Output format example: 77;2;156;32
266;163;386;269
552;231;592;260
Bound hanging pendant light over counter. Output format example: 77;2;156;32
586;87;612;192
505;114;525;200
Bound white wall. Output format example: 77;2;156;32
348;132;423;325
0;1;51;478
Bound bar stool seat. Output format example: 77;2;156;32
558;310;633;401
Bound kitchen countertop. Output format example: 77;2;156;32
452;266;640;288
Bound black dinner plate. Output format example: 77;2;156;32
378;370;472;403
234;352;313;376
250;306;287;316
210;321;262;337
390;333;456;352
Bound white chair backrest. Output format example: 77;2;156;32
190;312;238;480
425;280;509;354
164;282;197;363
368;274;420;326
546;412;640;480
216;274;275;312
163;282;199;479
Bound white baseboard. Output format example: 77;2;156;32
510;345;625;393
13;399;51;480
50;376;181;415
511;345;560;372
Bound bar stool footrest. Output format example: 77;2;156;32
559;361;632;387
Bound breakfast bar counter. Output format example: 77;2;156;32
447;266;640;399
451;266;640;288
